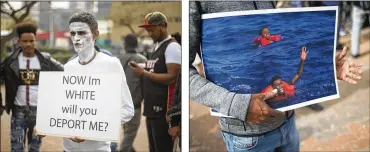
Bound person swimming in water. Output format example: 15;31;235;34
261;46;308;103
252;27;281;47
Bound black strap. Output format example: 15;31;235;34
271;1;276;9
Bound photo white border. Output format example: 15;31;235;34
181;0;189;152
200;6;340;112
202;6;338;19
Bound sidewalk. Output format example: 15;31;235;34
190;28;370;152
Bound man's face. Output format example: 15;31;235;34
145;26;162;42
262;28;270;39
272;79;283;89
19;33;36;55
69;22;94;54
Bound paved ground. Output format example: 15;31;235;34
190;28;370;152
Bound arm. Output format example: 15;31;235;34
130;43;181;85
270;35;281;41
291;46;307;84
129;62;180;85
262;89;278;100
252;37;261;43
190;68;251;121
167;73;181;126
188;3;248;118
142;63;180;85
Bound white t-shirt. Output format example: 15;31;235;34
154;35;181;65
63;52;134;152
15;54;41;107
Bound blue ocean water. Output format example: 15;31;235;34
201;10;337;109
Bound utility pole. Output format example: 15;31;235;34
48;1;54;47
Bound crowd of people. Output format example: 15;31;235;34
1;11;181;152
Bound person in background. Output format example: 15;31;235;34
0;22;64;151
129;12;181;152
171;32;182;46
351;1;370;58
116;34;147;152
252;27;281;47
166;71;181;151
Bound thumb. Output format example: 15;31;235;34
260;101;284;117
337;47;347;60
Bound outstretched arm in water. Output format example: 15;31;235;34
291;46;308;85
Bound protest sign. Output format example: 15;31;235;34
36;72;123;141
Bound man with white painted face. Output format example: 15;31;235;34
129;12;181;152
0;22;63;152
63;12;134;152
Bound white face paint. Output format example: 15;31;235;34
69;22;94;55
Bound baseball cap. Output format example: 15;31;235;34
138;12;167;28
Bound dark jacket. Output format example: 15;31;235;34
0;49;64;114
167;72;181;127
118;48;147;109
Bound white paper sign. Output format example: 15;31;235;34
36;72;122;142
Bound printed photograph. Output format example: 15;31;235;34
201;7;339;111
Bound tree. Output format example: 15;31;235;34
0;1;37;54
109;2;159;37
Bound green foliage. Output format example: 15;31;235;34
50;52;74;64
38;46;73;64
0;45;73;64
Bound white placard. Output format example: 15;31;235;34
36;72;122;142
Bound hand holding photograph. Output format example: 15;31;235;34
201;7;340;112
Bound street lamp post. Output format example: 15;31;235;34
49;2;54;47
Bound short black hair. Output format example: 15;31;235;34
171;32;181;45
259;27;268;35
123;34;138;48
16;22;38;38
69;12;98;32
270;76;282;85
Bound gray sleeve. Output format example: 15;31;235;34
189;1;201;68
190;68;252;121
136;54;147;63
